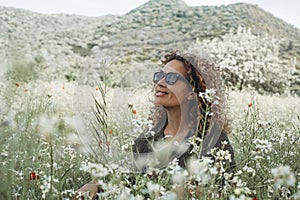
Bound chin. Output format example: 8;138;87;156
153;101;163;106
153;99;167;107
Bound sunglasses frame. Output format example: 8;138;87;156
153;71;186;85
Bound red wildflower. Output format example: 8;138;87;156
248;103;253;108
108;130;113;134
29;172;40;180
132;109;137;115
96;87;99;91
16;83;20;87
252;198;258;200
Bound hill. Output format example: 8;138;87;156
0;0;299;95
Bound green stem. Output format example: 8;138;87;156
49;139;53;197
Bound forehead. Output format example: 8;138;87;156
162;59;187;76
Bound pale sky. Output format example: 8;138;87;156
0;0;299;28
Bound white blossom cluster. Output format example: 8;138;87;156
192;26;296;95
271;165;296;189
80;162;109;179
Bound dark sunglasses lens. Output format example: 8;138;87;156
166;73;178;85
153;72;165;83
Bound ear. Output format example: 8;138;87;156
187;92;196;101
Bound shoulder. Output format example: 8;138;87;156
203;125;233;152
213;130;235;169
132;128;164;154
201;127;235;166
215;130;234;155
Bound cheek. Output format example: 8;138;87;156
169;87;188;102
170;82;189;94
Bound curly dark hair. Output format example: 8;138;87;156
150;50;230;137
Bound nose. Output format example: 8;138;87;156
156;76;167;87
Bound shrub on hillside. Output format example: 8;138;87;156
192;26;295;95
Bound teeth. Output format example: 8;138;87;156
156;91;167;96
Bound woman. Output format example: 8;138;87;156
74;51;235;199
132;51;235;172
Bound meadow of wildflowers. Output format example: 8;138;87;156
0;30;299;200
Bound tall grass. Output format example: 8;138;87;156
0;84;299;199
0;96;91;199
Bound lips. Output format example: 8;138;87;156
155;90;169;97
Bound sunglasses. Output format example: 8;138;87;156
153;71;187;85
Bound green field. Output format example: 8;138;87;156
0;77;299;199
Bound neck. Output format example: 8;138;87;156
164;106;190;141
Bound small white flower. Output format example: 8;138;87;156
271;165;296;189
159;191;177;200
172;170;188;186
117;187;132;200
80;162;109;178
37;116;58;141
215;149;232;162
242;165;256;177
147;181;164;197
209;167;218;175
253;139;272;154
187;157;214;184
199;88;217;103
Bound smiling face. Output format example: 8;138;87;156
154;59;190;108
